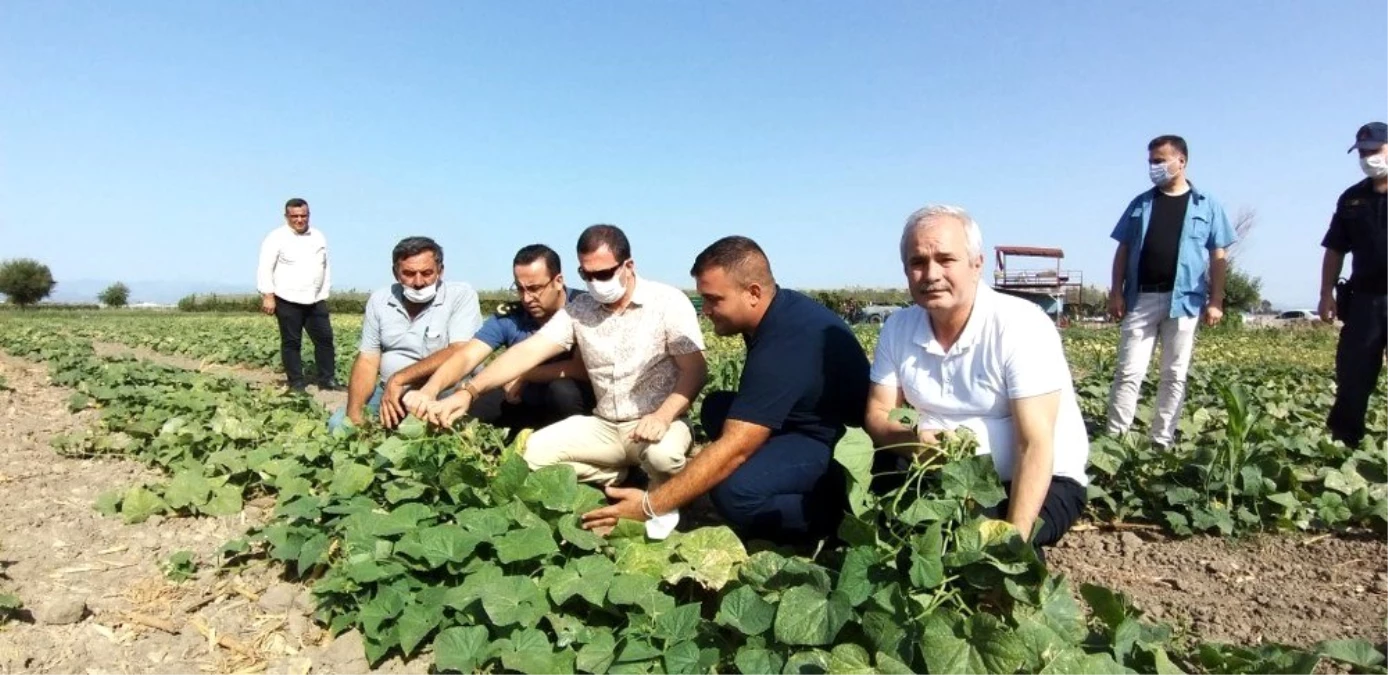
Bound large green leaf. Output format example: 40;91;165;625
735;646;785;675
164;469;212;509
608;573;675;615
493;525;560;564
1316;639;1386;670
413;524;481;568
717;585;776;636
653;602;702;643
433;625;492;674
121;486;167;524
396;602;443;656
773;585;853;647
203;484;244;516
480;576;548;628
577;631;617;673
828;644;873;675
558;514;606;552
909;523;945;590
491;454;530;503
834;427;876;516
330;463;376;496
670;526;748;590
518;464;579;512
940;455;1007;507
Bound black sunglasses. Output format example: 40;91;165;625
577;261;626;282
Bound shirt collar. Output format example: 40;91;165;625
745;285;785;346
1146;180;1204;203
914;284;993;355
627;275;650;306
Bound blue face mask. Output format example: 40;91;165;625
1149;161;1174;186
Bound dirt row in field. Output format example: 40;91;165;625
16;337;1388;658
0;353;418;675
1048;525;1387;649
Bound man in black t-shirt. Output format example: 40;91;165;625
581;236;871;544
1105;135;1236;448
1319;121;1388;448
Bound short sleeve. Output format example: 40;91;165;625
869;312;901;387
473;315;511;350
727;335;816;430
1321;193;1353;253
1208;200;1236;251
1109;198;1137;243
536;307;576;351
664;291;706;355
359;300;383;354
1002;309;1068;400
446;285;483;343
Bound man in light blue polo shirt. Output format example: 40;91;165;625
1105;135;1236;447
329;236;482;430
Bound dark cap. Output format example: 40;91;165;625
1348;122;1387;153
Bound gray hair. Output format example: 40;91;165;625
899;204;984;263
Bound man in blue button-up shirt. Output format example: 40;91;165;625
1105;135;1236;447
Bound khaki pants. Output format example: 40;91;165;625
521;415;693;487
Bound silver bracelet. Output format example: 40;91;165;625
640;490;657;519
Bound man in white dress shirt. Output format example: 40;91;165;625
864;204;1089;549
256;197;341;392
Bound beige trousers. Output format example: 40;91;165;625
521;415;693;487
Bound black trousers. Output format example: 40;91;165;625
701;391;848;544
1329;292;1388;448
470;378;595;436
273;297;336;386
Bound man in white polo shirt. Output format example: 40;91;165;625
256;197;340;392
329;236;482;431
864;204;1089;548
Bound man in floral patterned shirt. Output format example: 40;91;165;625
425;224;708;491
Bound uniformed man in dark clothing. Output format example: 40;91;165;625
1319;121;1388;448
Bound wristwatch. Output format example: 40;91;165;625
464;381;482;399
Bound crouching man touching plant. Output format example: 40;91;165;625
421;225;708;499
863;205;1090;548
403;244;595;438
328;237;482;431
581;236;871;543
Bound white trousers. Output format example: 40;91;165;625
521;414;693;487
1105;292;1199;446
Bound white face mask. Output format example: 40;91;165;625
402;282;438;304
1149;161;1174;186
585;272;627;305
1360;153;1388;179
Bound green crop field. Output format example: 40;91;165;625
0;311;1382;674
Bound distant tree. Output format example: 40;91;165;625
1217;206;1263;315
1223;264;1262;313
0;258;57;308
1258;299;1273;314
98;282;131;308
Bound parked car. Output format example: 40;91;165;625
1275;309;1319;325
851;303;908;324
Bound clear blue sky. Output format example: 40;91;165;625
2;1;1384;307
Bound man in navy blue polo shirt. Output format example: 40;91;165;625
581;236;870;543
403;244;594;432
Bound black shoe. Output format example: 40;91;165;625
319;379;346;392
287;381;309;394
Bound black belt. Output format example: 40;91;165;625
1137;283;1173;293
